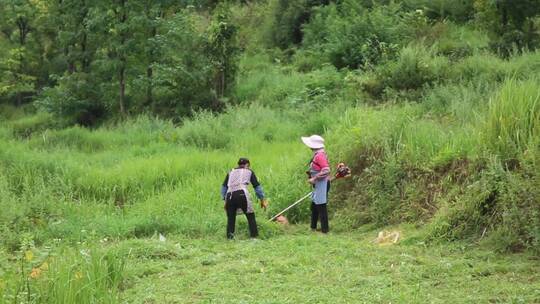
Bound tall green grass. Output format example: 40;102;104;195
233;54;344;108
484;78;540;161
328;76;539;252
0;101;350;252
1;51;538;256
0;245;125;304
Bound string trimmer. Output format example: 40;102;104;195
269;163;351;222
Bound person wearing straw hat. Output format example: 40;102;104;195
221;158;268;240
301;135;331;233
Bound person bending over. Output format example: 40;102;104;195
221;158;268;239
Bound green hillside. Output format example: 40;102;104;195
0;0;539;303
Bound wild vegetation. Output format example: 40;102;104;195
0;0;539;303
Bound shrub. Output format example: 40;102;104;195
291;49;327;72
421;81;496;123
430;23;489;59
176;110;232;149
266;0;329;49
485;159;540;253
402;0;475;22
233;53;344;108
0;104;27;120
302;1;409;69
505;51;540;78
151;13;218;119
450;53;509;83
383;45;449;91
233;53;308;106
362;45;449;99
37;73;107;126
7;112;59;138
427;158;540;253
474;0;540;56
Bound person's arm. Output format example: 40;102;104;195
250;171;265;200
250;171;268;210
221;173;229;200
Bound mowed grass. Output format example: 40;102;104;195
118;228;540;304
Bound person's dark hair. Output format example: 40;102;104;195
238;158;250;166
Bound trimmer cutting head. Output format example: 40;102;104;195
335;163;351;179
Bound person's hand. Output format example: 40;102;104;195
308;177;316;185
260;199;268;210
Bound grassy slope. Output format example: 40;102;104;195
1;50;539;302
2;103;539;302
119;228;539;303
1;113;539;302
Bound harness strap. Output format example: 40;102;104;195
309;151;327;169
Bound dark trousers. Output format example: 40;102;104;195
310;202;329;233
226;190;258;239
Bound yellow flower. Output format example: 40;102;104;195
30;267;42;279
40;261;49;271
74;271;83;280
25;250;34;262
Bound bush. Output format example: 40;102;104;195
474;0;540;56
450;53;509;83
302;1;410;69
266;0;329;49
427;157;540;253
485;159;540;253
292;49;327;72
430;23;489;59
7;112;59;138
505;51;540;77
421;81;496;123
0;104;27;120
233;53;344;108
362;45;449;99
384;45;449;91
230;1;274;52
401;0;475;22
175;104;309;149
37;73;107;126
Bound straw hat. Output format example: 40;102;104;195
301;135;325;149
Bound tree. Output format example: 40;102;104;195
2;0;245;123
206;3;239;98
36;0;106;126
151;11;216;118
90;0;139;117
475;0;540;54
0;48;36;104
0;0;43;105
135;0;176;111
269;0;330;49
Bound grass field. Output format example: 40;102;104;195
1;1;540;302
70;228;540;303
1;51;539;302
1;105;539;303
